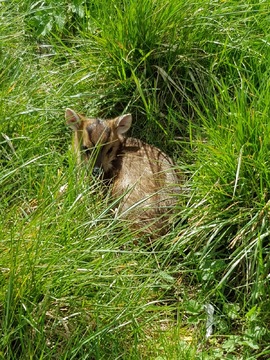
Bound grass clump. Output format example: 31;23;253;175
0;0;270;359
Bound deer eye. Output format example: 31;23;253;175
82;145;91;156
106;147;113;155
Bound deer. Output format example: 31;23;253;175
65;108;181;236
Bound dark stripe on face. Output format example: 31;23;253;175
86;119;111;146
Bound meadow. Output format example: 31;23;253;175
0;0;270;358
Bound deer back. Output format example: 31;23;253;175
66;109;181;234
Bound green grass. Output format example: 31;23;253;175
1;0;270;358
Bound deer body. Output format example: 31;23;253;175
65;108;180;235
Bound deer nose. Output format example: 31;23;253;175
92;166;103;178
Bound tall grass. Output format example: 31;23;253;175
1;0;270;358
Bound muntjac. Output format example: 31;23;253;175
66;108;181;236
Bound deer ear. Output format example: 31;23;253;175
65;108;81;130
115;114;132;135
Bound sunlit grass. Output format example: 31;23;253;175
0;0;270;358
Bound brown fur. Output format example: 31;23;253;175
65;108;181;235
